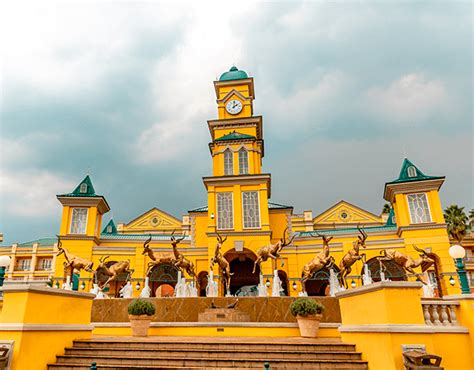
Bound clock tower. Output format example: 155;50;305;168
203;66;272;260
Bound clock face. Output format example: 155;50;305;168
225;99;243;115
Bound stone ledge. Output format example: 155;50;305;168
335;281;423;298
0;284;96;299
441;294;474;300
0;323;94;331
339;324;468;334
93;322;341;328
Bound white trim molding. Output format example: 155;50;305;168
335;281;423;298
0;323;94;331
339;324;468;334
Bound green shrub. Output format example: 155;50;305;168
127;299;156;316
290;298;324;317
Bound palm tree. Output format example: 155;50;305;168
469;209;474;229
444;205;468;243
382;203;391;214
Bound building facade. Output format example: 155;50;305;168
1;66;469;297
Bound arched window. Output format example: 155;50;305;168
238;148;249;174
407;166;417;178
79;183;88;193
223;149;233;175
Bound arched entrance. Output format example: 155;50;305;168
305;266;340;296
224;248;260;295
197;271;208;297
148;263;179;297
365;257;407;282
278;270;289;296
96;261;129;297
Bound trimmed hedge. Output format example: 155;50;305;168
290;298;324;317
128;299;156;316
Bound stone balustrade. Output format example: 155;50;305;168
421;299;459;326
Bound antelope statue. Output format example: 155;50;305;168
97;256;134;288
55;236;95;279
210;232;233;292
339;225;367;288
252;228;296;274
378;245;435;281
170;230;196;278
301;231;335;292
142;235;176;275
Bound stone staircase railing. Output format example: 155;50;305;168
421;300;459;326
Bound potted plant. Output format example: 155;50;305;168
128;299;156;337
290;298;324;338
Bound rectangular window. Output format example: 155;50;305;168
38;258;52;271
407;193;432;224
239;149;249;174
70;208;88;234
224;150;233;175
217;192;233;229
242;191;261;228
17;259;31;271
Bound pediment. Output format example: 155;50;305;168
313;200;383;226
123;207;182;233
218;89;251;104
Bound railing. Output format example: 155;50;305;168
422;300;459;326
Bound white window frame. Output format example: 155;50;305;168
79;183;88;193
238;148;249;175
38;258;52;271
407;166;417;178
217;192;234;230
242;191;261;229
70;208;89;234
17;259;31;271
223;149;234;175
407;192;432;224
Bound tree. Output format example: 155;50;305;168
382;203;391;214
470;209;474;228
444;205;468;243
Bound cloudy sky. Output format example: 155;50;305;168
1;1;472;245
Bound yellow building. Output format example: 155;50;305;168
0;66;466;298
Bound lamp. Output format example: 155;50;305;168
292;281;297;290
55;281;60;289
448;244;470;294
0;256;11;288
210;213;215;220
449;276;455;286
80;281;86;290
351;279;356;288
135;282;141;291
265;278;271;288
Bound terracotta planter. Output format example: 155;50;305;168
296;314;322;338
129;314;152;337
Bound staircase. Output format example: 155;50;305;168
47;336;368;369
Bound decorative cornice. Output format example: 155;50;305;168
56;195;110;214
206;231;272;237
383;178;445;202
59;235;99;244
0;323;94;331
207;116;263;141
397;223;447;237
0;284;96;299
203;174;271;197
335;281;423;298
92;321;340;328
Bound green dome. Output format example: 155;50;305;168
219;66;249;81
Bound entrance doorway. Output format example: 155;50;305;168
148;263;179;297
305;266;340;296
224;249;260;295
365;257;407;282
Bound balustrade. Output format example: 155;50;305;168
422;300;459;326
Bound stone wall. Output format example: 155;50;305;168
91;297;341;323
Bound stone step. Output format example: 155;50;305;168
73;338;356;353
54;354;368;369
64;347;362;360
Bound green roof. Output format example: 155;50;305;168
298;225;397;238
219;66;249;81
215;131;256;142
18;237;57;248
385;208;396;226
59;175;99;197
387;158;444;184
268;202;293;209
100;233;190;241
102;219;117;234
189;206;208;213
